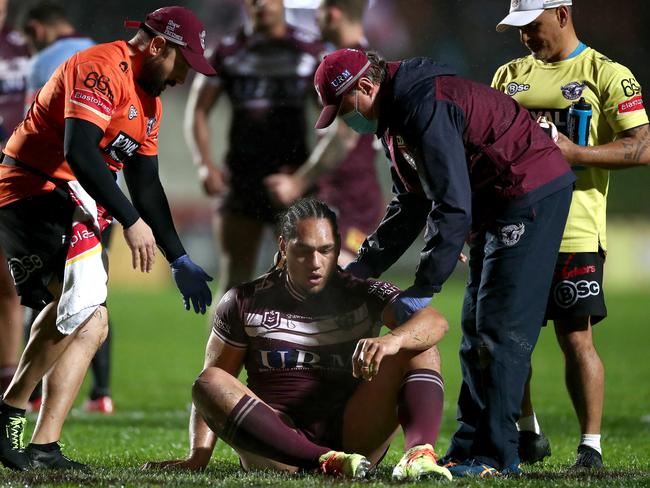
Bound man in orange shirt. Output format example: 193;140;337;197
0;6;214;471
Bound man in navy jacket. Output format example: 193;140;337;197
313;48;574;476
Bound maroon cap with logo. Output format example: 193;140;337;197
125;6;216;76
314;48;371;129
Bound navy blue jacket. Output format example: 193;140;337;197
357;58;575;293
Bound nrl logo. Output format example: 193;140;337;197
262;311;281;329
561;81;587;100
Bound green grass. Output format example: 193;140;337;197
2;280;649;487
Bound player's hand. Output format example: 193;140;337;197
458;252;468;263
352;334;402;381
555;131;581;164
123;218;157;273
392;285;433;325
536;115;559;143
264;173;305;206
198;162;226;196
141;458;206;471
171;255;214;314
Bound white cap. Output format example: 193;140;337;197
497;0;572;32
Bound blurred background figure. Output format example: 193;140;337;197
0;0;29;398
20;1;113;414
184;0;324;299
264;0;385;266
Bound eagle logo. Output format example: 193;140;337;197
499;223;525;247
561;81;587;100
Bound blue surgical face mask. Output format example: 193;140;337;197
341;90;377;134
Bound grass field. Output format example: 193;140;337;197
2;280;649;487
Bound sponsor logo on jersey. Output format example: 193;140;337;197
561;81;587;100
128;105;138;120
528;108;569;133
8;255;43;285
506;82;530;96
213;315;230;334
119;61;129;73
103;131;141;163
618;95;644;114
499;223;525;246
70;88;114;118
554;279;600;308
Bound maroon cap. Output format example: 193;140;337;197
125;6;216;76
314;48;371;129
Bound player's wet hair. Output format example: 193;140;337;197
271;199;340;271
365;51;387;84
323;0;368;23
279;198;340;242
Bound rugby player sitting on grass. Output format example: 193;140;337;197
144;198;452;481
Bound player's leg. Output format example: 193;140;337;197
213;213;265;297
342;346;450;480
554;316;604;469
516;365;551;464
0;253;22;394
192;366;368;476
25;306;108;470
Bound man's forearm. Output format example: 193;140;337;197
387;307;447;351
570;124;650;169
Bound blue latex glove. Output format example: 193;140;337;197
392;284;433;324
343;260;372;280
171;255;213;314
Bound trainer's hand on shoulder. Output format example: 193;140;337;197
123;218;156;273
264;173;305;207
352;334;402;381
142;458;206;471
171;254;213;314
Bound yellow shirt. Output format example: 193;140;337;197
492;46;648;252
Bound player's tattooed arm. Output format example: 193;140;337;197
561;123;650;169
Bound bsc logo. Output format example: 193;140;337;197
8;255;43;285
506;82;530;96
554;280;600;308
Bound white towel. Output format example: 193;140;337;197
56;181;112;335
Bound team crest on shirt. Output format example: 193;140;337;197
262;311;281;329
146;116;156;136
128;105;138;120
499;223;525;247
561;81;587;100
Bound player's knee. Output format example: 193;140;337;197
77;306;109;346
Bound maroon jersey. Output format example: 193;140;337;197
212;268;400;425
208;27;324;185
0;25;29;143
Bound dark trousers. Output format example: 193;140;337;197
446;185;572;469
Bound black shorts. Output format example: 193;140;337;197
545;250;607;325
0;191;74;309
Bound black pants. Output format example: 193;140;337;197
446;185;572;469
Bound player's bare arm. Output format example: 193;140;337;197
143;332;245;471
264;119;360;206
184;74;225;195
352;306;448;381
557;123;650;169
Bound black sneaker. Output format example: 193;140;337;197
27;443;89;471
569;444;603;471
518;431;551;464
0;410;30;471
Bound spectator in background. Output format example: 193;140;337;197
21;1;114;415
493;0;650;470
0;0;29;400
184;0;324;301
264;0;384;266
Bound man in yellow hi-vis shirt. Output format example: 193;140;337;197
492;0;649;471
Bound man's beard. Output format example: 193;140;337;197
136;57;168;97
